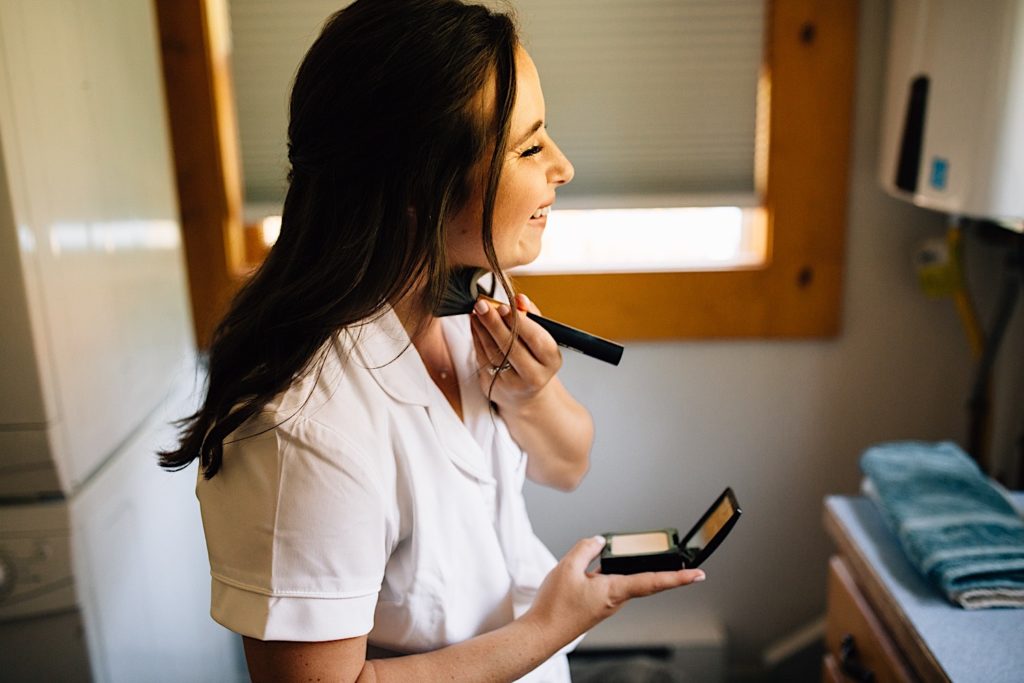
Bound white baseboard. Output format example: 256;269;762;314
760;615;826;668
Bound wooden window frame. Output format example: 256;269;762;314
158;0;857;347
514;0;858;340
155;0;246;350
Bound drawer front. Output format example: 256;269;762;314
826;555;916;682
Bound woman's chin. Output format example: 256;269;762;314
449;243;542;272
498;257;538;272
500;243;543;271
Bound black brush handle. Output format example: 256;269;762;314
526;312;623;366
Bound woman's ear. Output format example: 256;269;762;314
406;205;420;228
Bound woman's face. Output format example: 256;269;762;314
446;47;574;270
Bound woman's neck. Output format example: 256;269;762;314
391;279;434;343
393;282;464;419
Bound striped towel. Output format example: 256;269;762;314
860;441;1024;609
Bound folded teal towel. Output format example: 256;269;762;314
860;441;1024;609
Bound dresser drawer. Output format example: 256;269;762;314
825;555;916;682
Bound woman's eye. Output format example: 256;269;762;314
521;145;543;158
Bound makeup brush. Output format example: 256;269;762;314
436;267;624;366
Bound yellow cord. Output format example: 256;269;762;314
948;224;985;360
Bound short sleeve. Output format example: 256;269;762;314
197;415;394;642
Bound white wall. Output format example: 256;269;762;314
525;0;1024;669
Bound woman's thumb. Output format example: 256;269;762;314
564;535;607;572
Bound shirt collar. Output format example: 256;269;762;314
346;306;432;407
347;308;496;484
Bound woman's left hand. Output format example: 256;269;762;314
470;293;561;408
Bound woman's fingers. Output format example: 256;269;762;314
511;294;560;364
472;300;537;377
515;292;541;316
557;537;705;592
512;313;560;366
472;297;559;371
610;569;706;602
472;299;518;367
471;314;506;371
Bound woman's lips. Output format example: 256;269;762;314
529;205;551;220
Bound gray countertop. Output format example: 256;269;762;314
825;493;1024;683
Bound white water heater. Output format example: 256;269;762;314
879;0;1024;231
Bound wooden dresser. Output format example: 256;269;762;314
823;495;1024;683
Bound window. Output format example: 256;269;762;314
513;0;857;339
157;0;856;346
514;204;763;275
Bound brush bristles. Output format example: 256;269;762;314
435;267;491;317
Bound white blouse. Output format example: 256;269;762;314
196;309;570;681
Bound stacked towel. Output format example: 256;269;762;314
860;441;1024;609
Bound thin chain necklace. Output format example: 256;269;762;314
423;351;454;381
417;322;455;381
415;318;463;420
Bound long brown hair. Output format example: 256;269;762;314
160;0;519;478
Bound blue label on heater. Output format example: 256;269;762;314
930;157;949;190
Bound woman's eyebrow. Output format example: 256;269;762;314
513;120;544;147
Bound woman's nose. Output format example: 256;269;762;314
550;142;574;186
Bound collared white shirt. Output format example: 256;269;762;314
197;309;570;681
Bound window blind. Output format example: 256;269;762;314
228;0;763;205
227;0;342;204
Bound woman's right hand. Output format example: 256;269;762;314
523;536;706;646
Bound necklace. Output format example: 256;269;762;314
414;321;463;420
423;353;454;381
416;328;455;382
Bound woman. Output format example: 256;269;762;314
160;1;705;680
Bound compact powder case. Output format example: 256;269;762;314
600;528;688;574
599;488;742;575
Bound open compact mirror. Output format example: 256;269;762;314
600;487;742;575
